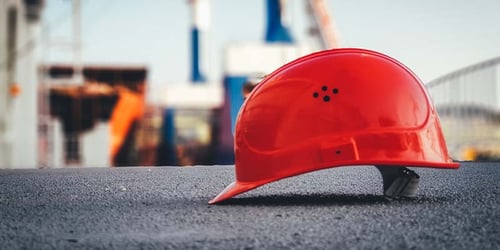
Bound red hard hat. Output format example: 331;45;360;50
210;48;459;204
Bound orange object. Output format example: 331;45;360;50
110;88;144;159
9;84;21;97
209;48;459;204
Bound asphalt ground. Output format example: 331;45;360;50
0;162;498;249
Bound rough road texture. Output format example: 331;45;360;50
0;162;498;249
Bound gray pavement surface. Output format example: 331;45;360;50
0;162;499;249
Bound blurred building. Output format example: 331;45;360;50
1;0;341;168
427;57;500;161
154;84;225;166
151;0;338;166
40;65;148;168
0;0;44;168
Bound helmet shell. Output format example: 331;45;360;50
210;48;459;204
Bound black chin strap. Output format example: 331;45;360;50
375;166;420;199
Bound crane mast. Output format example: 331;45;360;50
305;0;340;49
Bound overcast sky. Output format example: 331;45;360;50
42;0;500;85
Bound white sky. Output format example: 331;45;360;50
42;0;500;85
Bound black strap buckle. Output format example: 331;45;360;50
376;166;420;199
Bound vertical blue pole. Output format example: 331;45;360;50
161;108;178;165
223;75;249;133
191;27;206;83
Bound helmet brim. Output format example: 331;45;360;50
209;180;268;204
209;161;459;204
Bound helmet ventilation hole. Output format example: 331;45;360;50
313;86;337;101
336;150;341;154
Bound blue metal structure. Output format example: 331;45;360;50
157;108;178;165
223;76;247;133
265;0;294;43
190;27;206;83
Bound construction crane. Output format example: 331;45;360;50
305;0;341;49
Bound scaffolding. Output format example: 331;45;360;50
427;57;500;160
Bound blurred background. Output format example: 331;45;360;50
1;0;500;168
